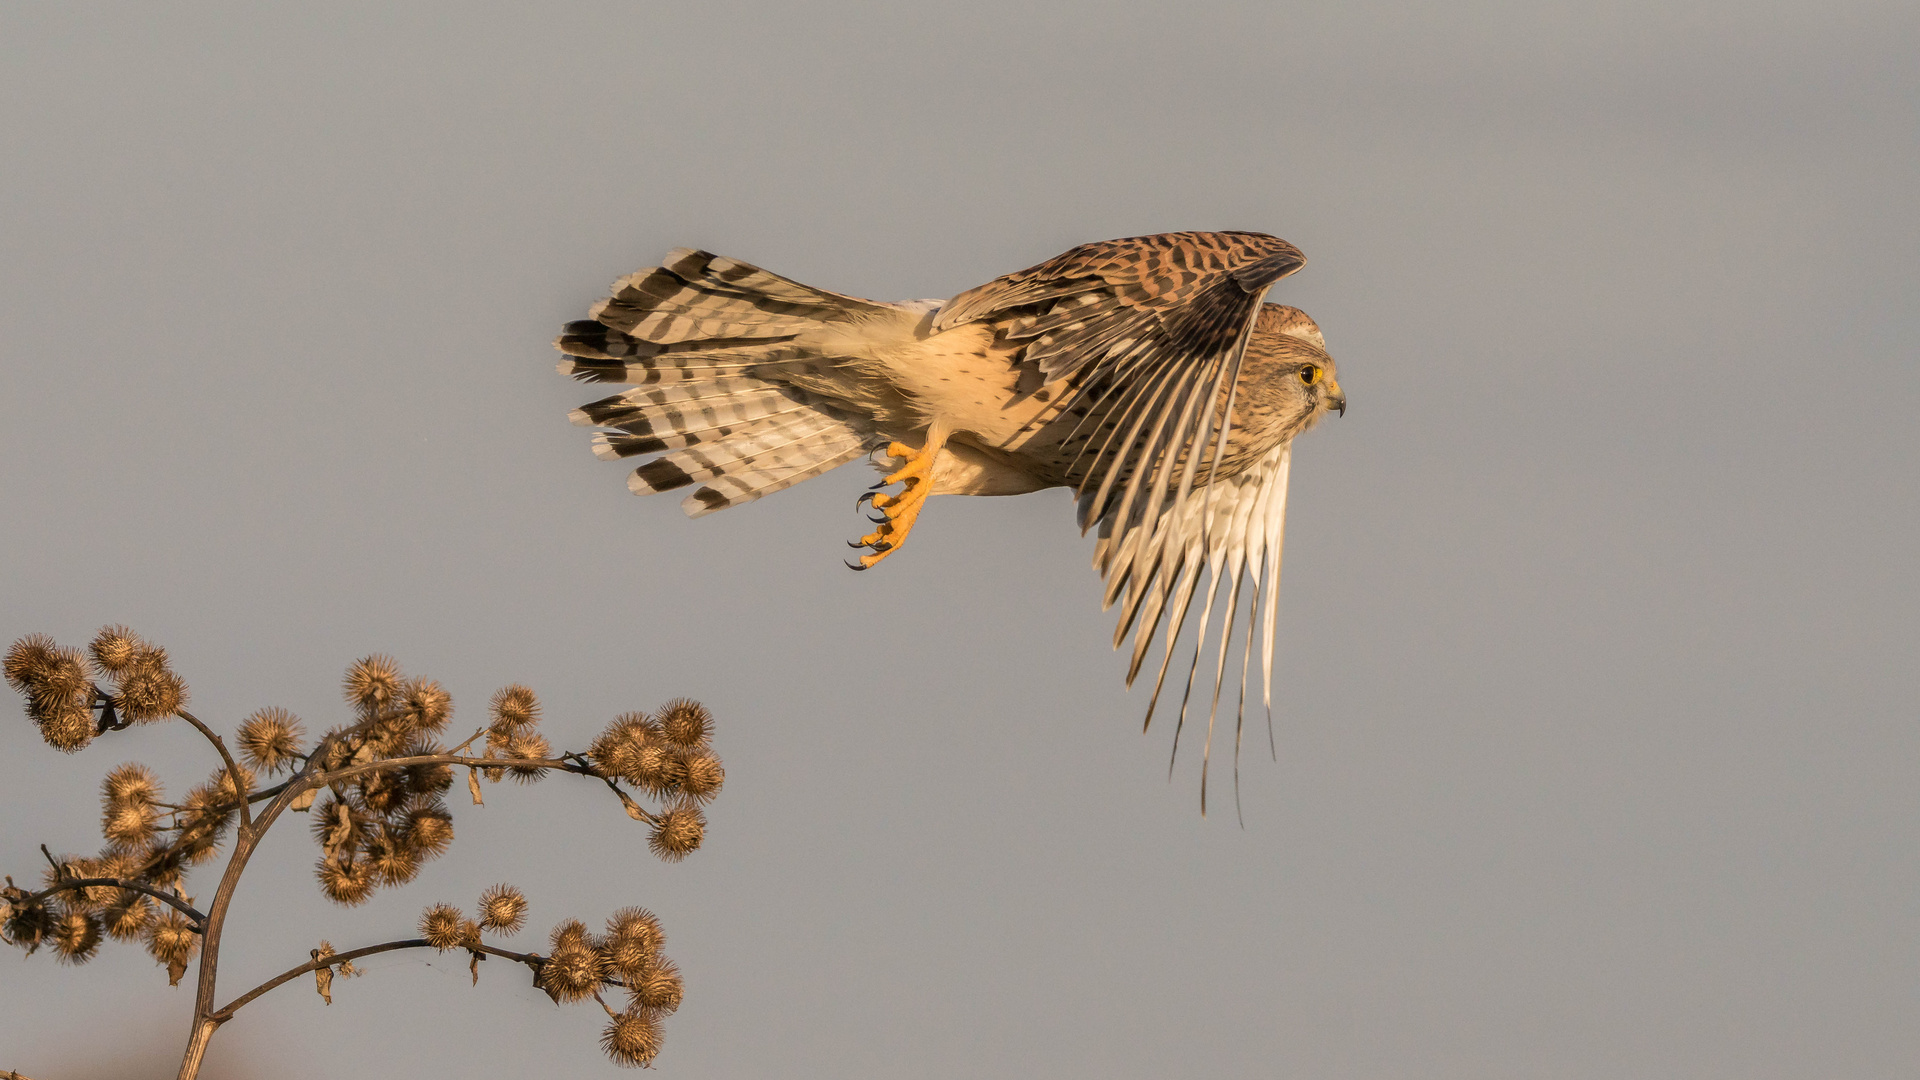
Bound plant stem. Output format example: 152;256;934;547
211;938;547;1022
176;710;252;832
22;876;206;928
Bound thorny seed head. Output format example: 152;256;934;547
537;919;606;1003
208;761;255;802
356;767;406;814
4;634;59;691
400;678;452;734
313;796;365;860
176;780;237;864
368;832;421;887
37;697;96;753
42;854;114;912
343;654;402;713
318;856;376;906
51;911;102;965
420;903;466;950
102;893;156;942
505;732;551;783
103;762;161;807
627;742;685;796
657;699;712;749
145;910;199;969
116;649;186;723
601;1007;664;1068
401;739;455;798
237;707;305;773
87;625;144;676
588;713;654;780
648;805;705;862
677;751;725;804
601;907;664;979
489;684;540;731
102;798;160;851
631;955;683;1013
399;801;454;860
5;899;56;951
28;646;91;709
478;884;528;934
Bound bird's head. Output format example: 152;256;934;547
1246;304;1344;436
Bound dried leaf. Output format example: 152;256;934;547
466;767;483;806
313;943;336;1004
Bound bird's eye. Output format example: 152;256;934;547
1300;366;1320;385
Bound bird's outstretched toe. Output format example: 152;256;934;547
845;441;935;569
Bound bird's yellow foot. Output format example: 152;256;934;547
846;441;936;570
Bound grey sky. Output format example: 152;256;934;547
3;1;1917;1077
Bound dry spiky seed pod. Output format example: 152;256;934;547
200;761;255;803
102;797;161;850
601;907;663;979
116;649;186;722
103;762;161;806
537;919;606;1003
342;654;402;712
51;910;103;965
312;796;365;860
87;625;144;676
101;894;156;942
368;833;420;887
601;1006;664;1068
478;883;528;934
145;910;198;971
677;751;725;804
5;899;55;950
420;903;466;950
504;732;551;783
37;697;97;752
4;634;59;690
317;857;376;906
631;955;683;1013
400;678;453;733
647;806;705;862
489;684;540;731
587;713;651;780
400;736;454;796
42;854;114;912
28;646;91;710
398;801;454;859
357;768;406;814
236;707;305;773
626;742;685;796
657;699;712;749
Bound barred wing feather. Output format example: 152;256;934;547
1094;443;1292;817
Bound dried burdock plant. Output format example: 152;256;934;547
3;627;723;1079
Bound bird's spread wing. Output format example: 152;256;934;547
1094;442;1291;816
937;230;1301;538
939;232;1305;810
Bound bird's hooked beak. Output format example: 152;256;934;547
1325;379;1346;417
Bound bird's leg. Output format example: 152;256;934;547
847;423;949;570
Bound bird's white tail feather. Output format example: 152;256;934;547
558;249;887;514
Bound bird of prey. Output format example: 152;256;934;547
556;231;1344;809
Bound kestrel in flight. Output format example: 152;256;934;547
556;231;1344;809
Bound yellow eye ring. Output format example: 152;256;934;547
1300;365;1321;385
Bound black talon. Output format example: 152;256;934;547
847;538;867;548
844;559;867;571
856;491;876;510
869;479;889;490
868;514;887;524
870;540;892;553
